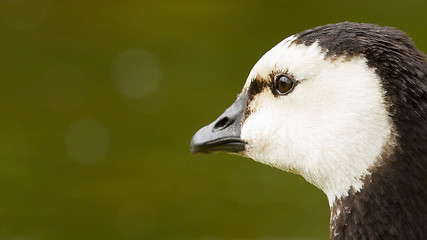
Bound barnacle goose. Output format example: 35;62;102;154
190;22;427;239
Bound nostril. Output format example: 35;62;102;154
213;117;231;131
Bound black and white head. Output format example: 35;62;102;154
190;22;427;239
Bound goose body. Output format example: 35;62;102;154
190;22;427;239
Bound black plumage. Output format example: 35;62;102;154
295;22;427;240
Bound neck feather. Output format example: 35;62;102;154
329;148;427;240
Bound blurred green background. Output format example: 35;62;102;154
0;0;426;239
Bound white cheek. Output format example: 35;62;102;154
240;44;394;206
241;91;310;173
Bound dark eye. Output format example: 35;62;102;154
275;75;295;95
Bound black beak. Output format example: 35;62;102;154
190;93;247;154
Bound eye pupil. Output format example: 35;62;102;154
276;75;295;94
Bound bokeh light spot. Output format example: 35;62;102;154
111;48;161;98
65;119;110;165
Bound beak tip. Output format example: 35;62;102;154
189;135;198;155
190;145;197;155
190;93;247;156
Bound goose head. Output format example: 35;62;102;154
190;22;427;238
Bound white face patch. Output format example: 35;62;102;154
240;36;395;206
